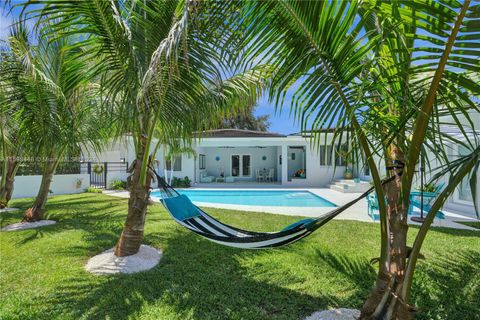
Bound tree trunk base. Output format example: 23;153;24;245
114;228;145;257
360;274;415;320
22;207;45;222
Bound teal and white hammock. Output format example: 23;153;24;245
156;175;394;249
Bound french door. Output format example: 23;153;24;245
231;154;251;177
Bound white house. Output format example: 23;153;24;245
85;126;479;217
88;129;348;188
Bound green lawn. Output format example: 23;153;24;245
1;194;479;320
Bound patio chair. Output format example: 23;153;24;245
256;169;264;182
265;168;275;182
366;194;380;221
408;183;445;219
199;171;215;183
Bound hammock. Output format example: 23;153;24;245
155;174;394;249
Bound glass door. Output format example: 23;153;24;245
231;155;251;177
242;155;251;176
231;155;240;176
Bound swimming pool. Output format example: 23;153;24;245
151;189;337;207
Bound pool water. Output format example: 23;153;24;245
151;190;336;207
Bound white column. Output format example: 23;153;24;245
281;145;288;185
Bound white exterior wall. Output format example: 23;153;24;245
276;146;283;182
287;147;305;177
84;134;355;188
11;174;90;198
151;145;195;185
82;137;134;163
106;171;129;188
285;143;345;187
197;146;278;182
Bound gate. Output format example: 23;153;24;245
88;162;107;189
87;162;128;189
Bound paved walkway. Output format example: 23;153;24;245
103;188;479;231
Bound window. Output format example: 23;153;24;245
335;144;348;166
199;154;206;170
242;155;251;176
457;145;473;202
166;156;182;171
291;152;296;160
231;154;251;177
319;146;332;166
364;165;370;177
231;155;240;176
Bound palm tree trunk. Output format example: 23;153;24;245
169;156;175;184
0;159;19;209
114;152;153;257
360;148;411;320
22;160;57;222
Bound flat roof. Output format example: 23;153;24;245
194;129;287;138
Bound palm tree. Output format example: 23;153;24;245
0;24;30;209
0;71;21;209
235;1;479;318
163;140;196;185
25;0;269;256
0;24;29;209
1;22;107;221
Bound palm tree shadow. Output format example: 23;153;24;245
411;250;480;320
32;231;347;320
312;250;376;305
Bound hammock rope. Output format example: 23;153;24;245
153;170;395;249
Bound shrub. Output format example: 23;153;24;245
109;179;127;190
183;176;191;188
171;176;191;188
418;182;437;193
86;186;102;193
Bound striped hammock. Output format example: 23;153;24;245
155;176;393;249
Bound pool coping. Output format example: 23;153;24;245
103;188;479;230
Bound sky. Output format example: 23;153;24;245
0;2;302;135
255;96;301;135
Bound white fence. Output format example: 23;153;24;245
11;174;90;199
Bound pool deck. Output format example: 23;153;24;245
104;187;479;231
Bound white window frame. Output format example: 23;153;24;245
166;155;182;172
452;144;474;205
319;146;333;166
198;154;206;170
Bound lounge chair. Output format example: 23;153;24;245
408;183;445;219
366;194;380;221
367;183;445;221
199;171;215;183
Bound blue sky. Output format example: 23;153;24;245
254;96;301;134
0;3;301;135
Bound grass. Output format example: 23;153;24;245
455;221;480;229
0;194;479;320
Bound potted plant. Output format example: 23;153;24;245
344;167;353;179
294;169;306;178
